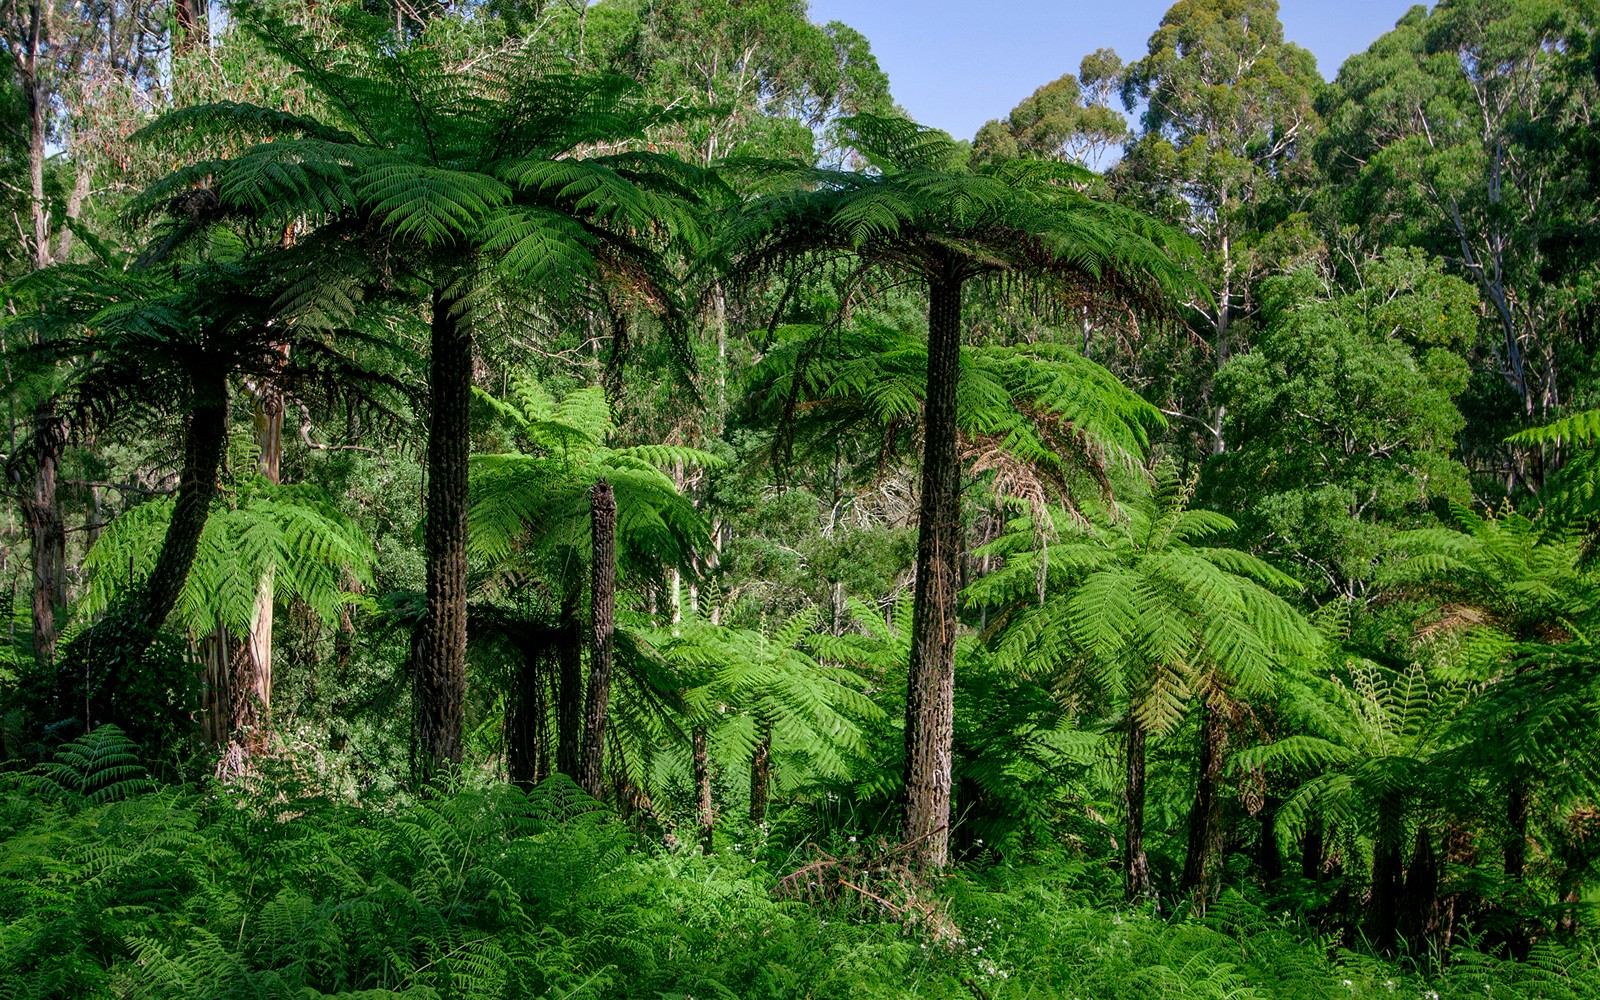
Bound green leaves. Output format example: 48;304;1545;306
81;481;377;640
972;463;1318;736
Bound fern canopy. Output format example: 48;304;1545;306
970;462;1319;734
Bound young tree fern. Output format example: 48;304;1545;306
80;477;376;747
721;114;1199;869
131;1;719;776
1382;504;1599;888
469;378;719;793
967;462;1318;901
636;604;884;845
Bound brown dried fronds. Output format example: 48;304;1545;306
773;838;965;946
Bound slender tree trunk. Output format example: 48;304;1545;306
1369;804;1405;954
26;400;65;668
749;713;773;826
24;0;50;272
578;479;616;797
1124;716;1153;901
694;724;714;853
1505;777;1528;880
413;283;472;778
173;0;200;50
506;639;549;789
555;591;583;779
902;269;964;870
62;365;229;727
1301;812;1325;881
225;374;286;748
198;627;232;747
1180;701;1228;906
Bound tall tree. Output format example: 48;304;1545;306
726;115;1194;868
968;464;1319;902
1317;0;1597;439
1112;0;1323;456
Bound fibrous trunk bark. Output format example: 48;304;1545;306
1180;701;1228;906
694;724;714;853
1401;826;1441;952
27;400;65;669
556;592;583;779
578;479;616;797
62;366;229;728
413;283;472;779
1368;804;1405;953
506;638;550;788
1124;717;1153;901
901;270;964;871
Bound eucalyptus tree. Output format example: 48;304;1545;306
1205;249;1478;602
725;114;1193;868
1111;0;1323;455
968;465;1318;902
132;3;714;775
1317;0;1597;429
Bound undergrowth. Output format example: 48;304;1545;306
2;728;1599;999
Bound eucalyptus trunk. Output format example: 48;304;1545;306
578;479;616;797
245;368;285;727
1180;701;1228;905
1124;717;1153;901
902;268;963;870
413;283;472;778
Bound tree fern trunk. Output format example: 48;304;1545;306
556;591;583;779
1401;826;1440;953
27;399;66;670
578;479;616;797
1301;811;1324;881
63;364;229;731
1368;801;1405;953
506;639;549;789
902;269;963;871
1505;776;1528;879
413;283;472;779
694;724;714;853
1258;796;1283;886
1180;701;1227;906
1124;716;1153;901
749;713;773;826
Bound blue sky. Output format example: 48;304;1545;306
805;1;1426;140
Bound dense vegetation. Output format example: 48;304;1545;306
2;0;1599;996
